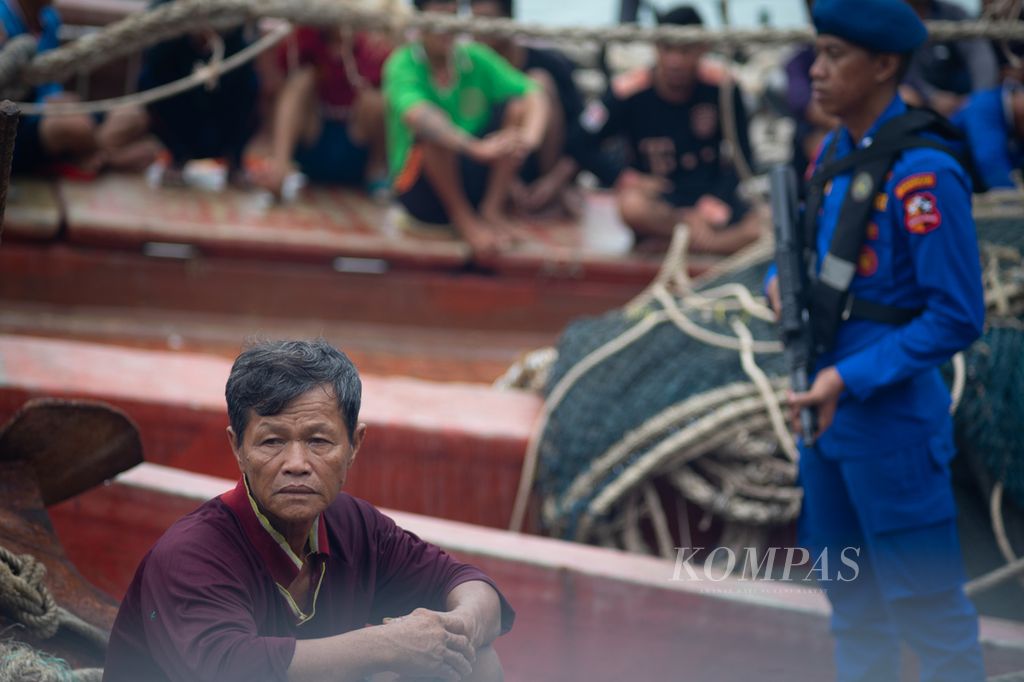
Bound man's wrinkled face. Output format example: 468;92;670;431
421;1;458;60
655;43;705;92
809;35;880;119
229;386;364;533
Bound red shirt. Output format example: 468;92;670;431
277;27;390;114
104;478;514;682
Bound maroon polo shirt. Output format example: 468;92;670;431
104;479;514;682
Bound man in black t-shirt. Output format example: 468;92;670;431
470;0;587;216
574;6;765;253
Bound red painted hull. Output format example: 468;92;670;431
0;335;538;529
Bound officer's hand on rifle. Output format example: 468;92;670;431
788;366;844;439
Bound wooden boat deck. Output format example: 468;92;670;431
45;462;1024;682
3;177;62;240
0;173;711;382
6;173;692;279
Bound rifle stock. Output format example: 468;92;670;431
769;164;818;445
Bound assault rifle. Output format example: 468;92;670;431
769;164;817;445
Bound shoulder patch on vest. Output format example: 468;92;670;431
894;172;937;200
904;191;942;234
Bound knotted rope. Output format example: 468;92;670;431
0;545;60;640
0;545;109;652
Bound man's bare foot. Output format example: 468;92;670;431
454;212;508;262
479;206;525;248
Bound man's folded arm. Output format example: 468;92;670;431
444;579;503;650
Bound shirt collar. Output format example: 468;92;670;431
837;94;907;154
221;477;331;587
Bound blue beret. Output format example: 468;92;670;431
813;0;927;54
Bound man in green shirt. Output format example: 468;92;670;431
383;0;548;257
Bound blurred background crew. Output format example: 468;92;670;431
383;0;548;257
5;0;154;176
902;0;999;117
784;0;838;175
469;0;587;217
257;26;391;197
572;5;764;254
139;0;260;186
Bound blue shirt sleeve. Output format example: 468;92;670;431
955;89;1016;190
834;163;985;399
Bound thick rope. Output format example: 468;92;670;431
0;35;36;97
965;554;1024;596
626;224;691;310
578;398;780;538
12;22;291;116
0;546;109;651
643;483;675;559
509;309;669;531
653;285;783;354
731;317;798;462
991;482;1022;567
548;381;770;527
3;0;1024;93
577;412;789;539
950;352;966;415
0;546;60;640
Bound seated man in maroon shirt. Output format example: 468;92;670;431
105;339;513;682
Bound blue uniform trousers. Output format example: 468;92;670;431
798;433;985;682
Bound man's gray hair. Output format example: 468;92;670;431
225;339;362;445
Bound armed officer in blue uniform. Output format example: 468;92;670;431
766;1;987;680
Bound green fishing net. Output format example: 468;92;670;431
537;260;787;538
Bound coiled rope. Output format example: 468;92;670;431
511;227;802;540
0;545;109;652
